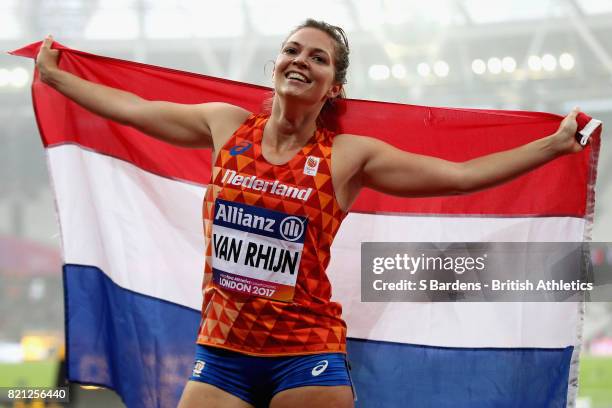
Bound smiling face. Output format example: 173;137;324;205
273;27;342;108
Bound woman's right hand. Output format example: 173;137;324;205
30;36;250;150
36;35;60;83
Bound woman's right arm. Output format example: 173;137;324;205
36;36;249;149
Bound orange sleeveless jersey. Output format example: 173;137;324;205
197;113;348;356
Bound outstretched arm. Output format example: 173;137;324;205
352;109;582;197
35;36;249;149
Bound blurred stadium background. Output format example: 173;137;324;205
0;0;611;407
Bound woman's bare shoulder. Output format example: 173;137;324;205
332;132;396;178
331;133;376;174
201;102;251;127
333;133;379;157
201;103;252;150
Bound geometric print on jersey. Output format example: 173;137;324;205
197;113;348;356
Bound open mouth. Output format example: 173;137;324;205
285;71;311;83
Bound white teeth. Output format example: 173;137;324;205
287;72;308;82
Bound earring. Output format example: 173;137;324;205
264;60;275;79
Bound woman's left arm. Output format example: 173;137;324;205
355;108;582;197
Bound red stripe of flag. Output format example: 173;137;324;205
11;41;601;216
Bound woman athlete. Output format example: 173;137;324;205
36;19;582;408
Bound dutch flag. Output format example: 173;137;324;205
11;41;602;408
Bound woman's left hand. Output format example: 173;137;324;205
551;107;583;155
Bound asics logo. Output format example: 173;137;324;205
311;360;329;377
229;142;253;156
192;360;205;377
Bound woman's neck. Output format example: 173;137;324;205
265;97;322;152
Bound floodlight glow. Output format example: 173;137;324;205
145;10;191;38
471;59;486;75
249;1;353;35
502;57;516;73
559;53;575;70
0;12;20;39
391;64;407;79
85;10;139;39
417;63;431;77
0;1;20;39
175;1;244;37
369;65;390;80
465;0;553;23
10;68;29;88
542;54;557;71
433;61;449;77
487;57;502;74
0;69;10;87
528;55;542;71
